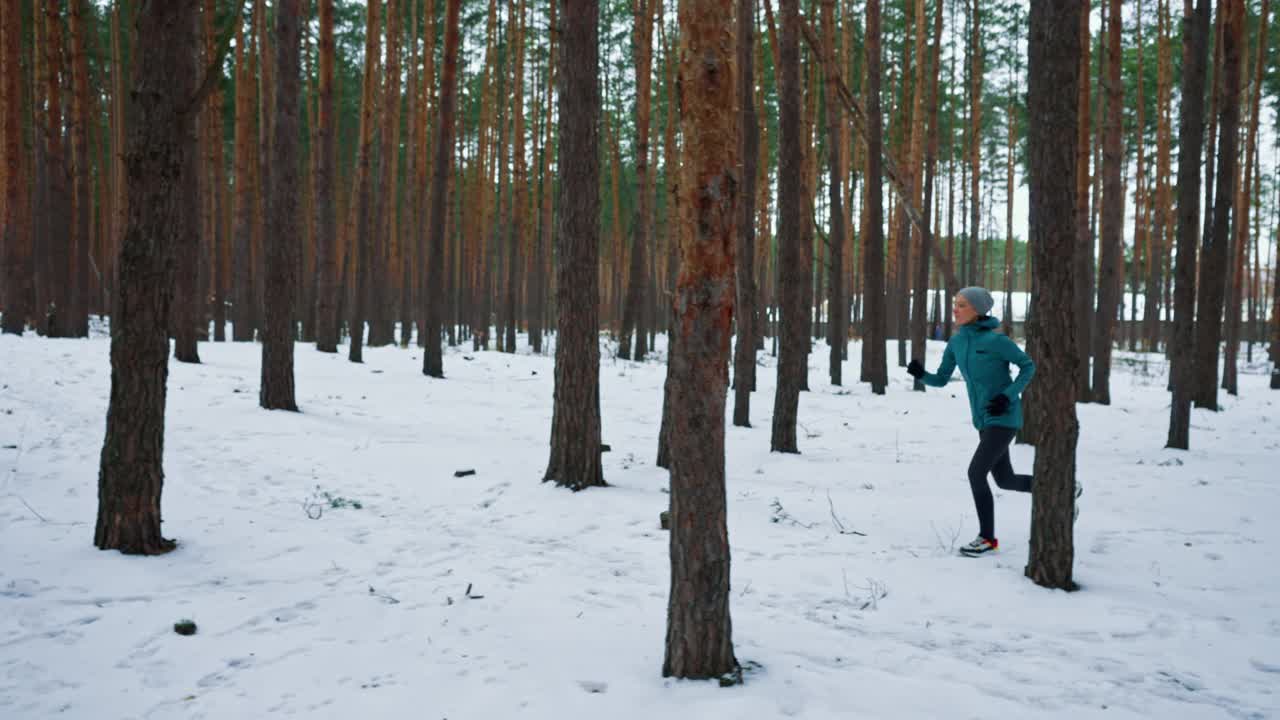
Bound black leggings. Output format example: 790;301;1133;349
968;426;1033;541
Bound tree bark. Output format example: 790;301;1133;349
1145;0;1173;353
348;0;381;363
1074;3;1093;401
232;19;257;343
619;0;658;361
733;0;758;425
861;0;887;395
260;0;301;411
822;0;844;386
1192;0;1243;411
39;1;72;337
529;0;555;355
1222;0;1268;396
1168;0;1211;448
1091;0;1124;405
424;0;461;377
1;0;30;335
663;0;739;680
96;0;202;555
771;0;805;453
543;0;605;490
315;0;339;352
1024;0;1083;592
67;0;92;337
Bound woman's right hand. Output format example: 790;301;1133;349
907;359;925;379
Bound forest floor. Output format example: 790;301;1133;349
2;327;1278;719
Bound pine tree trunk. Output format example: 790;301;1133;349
96;0;202;555
771;0;806;452
909;0;937;390
232;20;257;342
68;0;92;337
861;0;887;396
1222;0;1268;396
1;0;30;335
348;0;381;363
619;0;656;361
968;0;981;290
260;0;301;410
1192;0;1243;411
1024;0;1083;592
1168;0;1211;448
39;2;72;337
734;0;759;424
173;22;202;364
663;0;739;680
544;0;604;490
315;0;339;352
1074;3;1093;401
1091;0;1124;405
529;0;554;355
1145;0;1172;353
822;0;843;387
424;0;460;376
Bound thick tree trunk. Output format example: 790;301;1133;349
424;0;460;377
1091;0;1124;405
1168;0;1211;448
733;0;758;425
96;0;202;555
544;0;605;490
260;0;301;411
1192;0;1243;411
1;0;30;335
1024;0;1083;592
771;0;805;453
663;0;739;681
173;22;202;364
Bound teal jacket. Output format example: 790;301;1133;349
922;316;1035;430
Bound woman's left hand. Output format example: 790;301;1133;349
986;394;1010;416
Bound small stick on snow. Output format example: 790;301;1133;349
827;491;866;536
454;469;476;478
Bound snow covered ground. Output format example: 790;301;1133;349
2;328;1278;719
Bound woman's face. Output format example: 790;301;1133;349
953;294;978;326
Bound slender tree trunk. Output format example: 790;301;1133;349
861;0;887;395
315;0;339;352
96;0;203;555
968;0;981;290
260;0;301;410
504;0;527;354
1168;0;1211;448
68;0;92;337
544;0;604;490
619;0;657;361
40;1;72;337
822;0;844;386
1193;0;1243;411
424;0;459;376
1024;0;1083;592
771;0;806;452
733;0;758;425
1;0;30;335
911;0;941;391
1091;0;1124;405
1223;0;1268;396
664;0;740;680
1145;0;1173;353
232;20;257;342
1074;3;1094;401
529;0;555;355
348;0;381;363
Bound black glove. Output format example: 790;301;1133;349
906;360;925;379
986;393;1011;416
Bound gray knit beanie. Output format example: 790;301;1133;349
958;286;994;316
